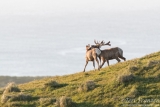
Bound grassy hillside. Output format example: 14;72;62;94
0;76;47;88
0;51;160;107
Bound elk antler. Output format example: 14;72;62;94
94;40;111;46
94;40;98;45
101;40;105;45
99;40;111;46
105;41;111;46
94;40;102;45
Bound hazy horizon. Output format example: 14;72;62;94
0;0;160;76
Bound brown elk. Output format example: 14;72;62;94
99;46;126;68
83;40;111;72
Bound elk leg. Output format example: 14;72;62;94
98;56;101;65
83;61;88;72
93;60;96;71
116;57;121;63
95;57;100;70
106;60;109;66
118;55;126;61
100;58;106;68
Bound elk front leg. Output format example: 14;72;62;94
100;60;105;68
99;57;106;68
83;61;88;72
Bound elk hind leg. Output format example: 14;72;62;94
94;57;100;70
115;52;121;63
93;60;96;71
106;60;109;66
119;55;126;61
116;57;121;63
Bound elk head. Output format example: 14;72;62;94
86;44;91;51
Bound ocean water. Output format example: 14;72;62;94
0;1;160;76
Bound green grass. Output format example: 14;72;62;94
0;51;160;107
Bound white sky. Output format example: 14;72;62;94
0;0;160;76
0;0;160;16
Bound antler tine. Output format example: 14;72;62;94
105;41;111;46
99;41;101;44
94;40;97;44
94;40;100;45
101;40;105;45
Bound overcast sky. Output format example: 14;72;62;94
0;0;160;16
0;0;160;76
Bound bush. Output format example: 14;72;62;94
117;73;134;84
3;82;20;94
1;94;11;103
43;80;60;88
147;60;160;67
55;96;75;107
78;80;95;92
1;93;32;103
9;93;32;102
39;97;56;106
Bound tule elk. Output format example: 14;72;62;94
99;47;126;68
83;40;111;72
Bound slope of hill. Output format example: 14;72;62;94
0;51;160;107
0;76;47;88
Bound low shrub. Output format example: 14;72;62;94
1;94;11;103
78;80;95;92
117;73;134;84
55;96;75;107
9;92;32;102
39;97;56;106
43;80;60;88
3;82;20;94
1;93;32;103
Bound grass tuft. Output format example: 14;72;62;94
3;82;20;94
44;80;59;88
39;97;56;106
1;94;11;103
56;96;75;107
9;92;32;102
117;72;134;84
78;80;96;92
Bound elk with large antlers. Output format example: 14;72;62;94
98;45;126;68
83;40;111;72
